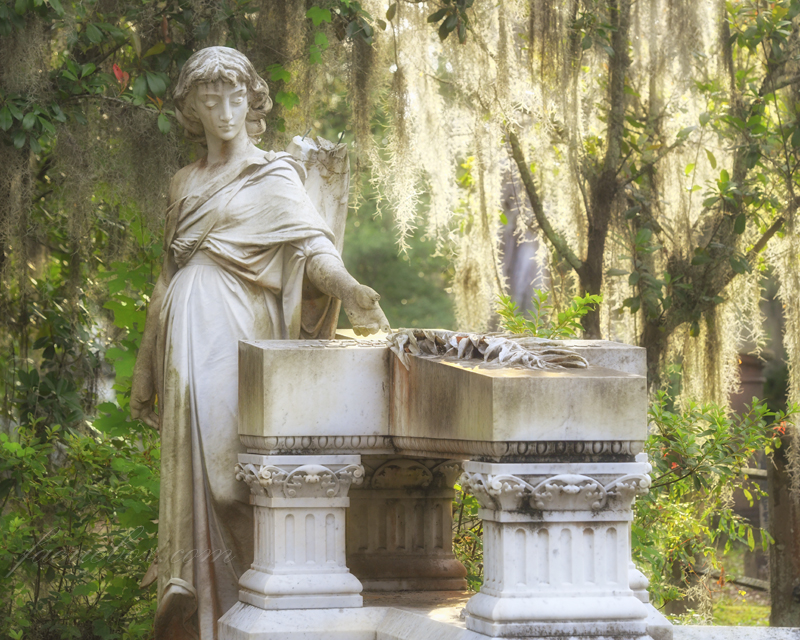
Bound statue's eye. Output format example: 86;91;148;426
204;101;217;108
233;97;244;104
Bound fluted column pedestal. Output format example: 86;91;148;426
234;454;365;610
346;456;467;591
462;460;653;639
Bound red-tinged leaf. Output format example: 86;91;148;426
113;63;124;82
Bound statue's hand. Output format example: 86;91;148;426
131;359;161;431
343;285;391;336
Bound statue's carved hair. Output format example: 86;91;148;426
173;46;271;143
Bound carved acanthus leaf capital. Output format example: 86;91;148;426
235;462;364;499
459;470;651;512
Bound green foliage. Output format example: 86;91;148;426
0;183;161;638
633;393;796;607
496;290;603;339
452;484;483;592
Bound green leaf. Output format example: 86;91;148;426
628;271;640;286
12;130;25;149
275;90;299;110
734;213;746;234
144;42;166;58
266;64;291;83
677;125;697;139
623;296;641;313
792;127;800;148
0;106;11;131
47;0;64;15
691;249;711;266
80;62;95;78
146;72;167;97
705;149;716;169
581;35;593;50
720;169;730;183
37;116;55;135
157;113;170;134
7;103;23;120
499;212;508;225
730;255;749;274
702;196;719;208
699;111;710;126
29;135;41;153
22;111;36;130
315;31;329;48
386;2;397;21
85;23;103;44
684;162;695;176
132;75;148;98
427;7;449;23
306;6;332;26
606;268;628;277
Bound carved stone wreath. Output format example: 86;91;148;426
234;462;364;499
388;329;589;371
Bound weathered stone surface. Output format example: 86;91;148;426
239;340;390;447
390;354;647;446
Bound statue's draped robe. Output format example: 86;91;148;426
154;151;341;640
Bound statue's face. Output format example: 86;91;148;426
194;80;248;142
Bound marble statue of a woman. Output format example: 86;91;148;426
130;46;389;640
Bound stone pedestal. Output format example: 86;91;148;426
461;460;652;639
234;454;365;609
346;456;468;591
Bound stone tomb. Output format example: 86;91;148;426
220;337;670;640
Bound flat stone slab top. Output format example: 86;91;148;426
238;337;648;455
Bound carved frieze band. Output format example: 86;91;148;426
355;458;464;490
394;438;644;461
460;471;651;512
241;435;643;461
234;462;364;499
241;435;396;454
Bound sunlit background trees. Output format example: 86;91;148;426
2;0;800;635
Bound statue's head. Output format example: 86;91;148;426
173;47;271;143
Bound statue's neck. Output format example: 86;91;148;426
204;129;253;167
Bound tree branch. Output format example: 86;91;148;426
506;128;585;273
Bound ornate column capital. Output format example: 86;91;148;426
235;460;364;499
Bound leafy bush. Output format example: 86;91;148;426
1;222;160;639
496;290;602;339
634;394;794;609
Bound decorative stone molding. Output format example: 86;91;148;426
460;469;651;512
393;437;644;461
241;435;396;455
241;434;646;462
235;461;364;499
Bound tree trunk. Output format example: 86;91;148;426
768;435;800;626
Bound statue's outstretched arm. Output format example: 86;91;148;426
306;253;390;336
130;254;177;430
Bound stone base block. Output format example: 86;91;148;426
218;593;664;640
218;602;382;640
349;554;468;591
643;604;673;640
238;568;363;610
465;591;649;638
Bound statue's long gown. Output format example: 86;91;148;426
153;151;341;640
